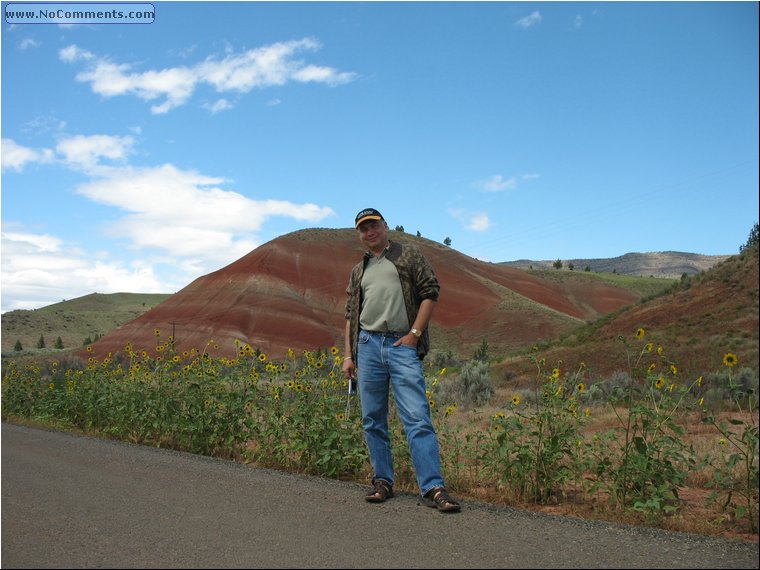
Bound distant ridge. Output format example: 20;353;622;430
500;251;731;279
507;244;759;379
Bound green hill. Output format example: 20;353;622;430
1;293;171;354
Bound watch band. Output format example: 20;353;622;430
410;328;422;338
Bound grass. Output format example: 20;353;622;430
524;268;677;300
1;292;171;353
2;329;757;544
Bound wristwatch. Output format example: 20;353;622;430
410;328;423;338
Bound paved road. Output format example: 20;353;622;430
2;422;758;569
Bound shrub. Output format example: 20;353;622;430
427;349;460;370
438;359;492;407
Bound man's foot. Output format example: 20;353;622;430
419;487;461;512
365;479;393;503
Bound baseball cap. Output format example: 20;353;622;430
354;208;384;228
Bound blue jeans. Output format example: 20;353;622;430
356;329;445;496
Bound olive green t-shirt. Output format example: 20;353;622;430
359;254;409;333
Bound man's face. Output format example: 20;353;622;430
357;219;389;250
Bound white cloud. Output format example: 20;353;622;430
72;163;335;264
2;132;336;311
466;213;491;232
19;38;40;50
1;139;54;172
448;209;491;232
73;60;197;114
292;65;356;86
473;173;540;193
55;134;135;170
1;228;174;312
1;231;62;253
204;98;233;114
171;44;197;59
481;174;517;192
21;115;67;135
516;11;542;29
197;38;319;90
60;37;357;114
58;44;94;62
2;134;134;174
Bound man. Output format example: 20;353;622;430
343;208;460;513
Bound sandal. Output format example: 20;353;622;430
420;487;461;512
365;479;394;503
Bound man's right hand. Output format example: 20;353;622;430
342;357;356;380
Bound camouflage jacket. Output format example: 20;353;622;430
345;240;440;361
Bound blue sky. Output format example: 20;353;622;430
1;1;758;312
